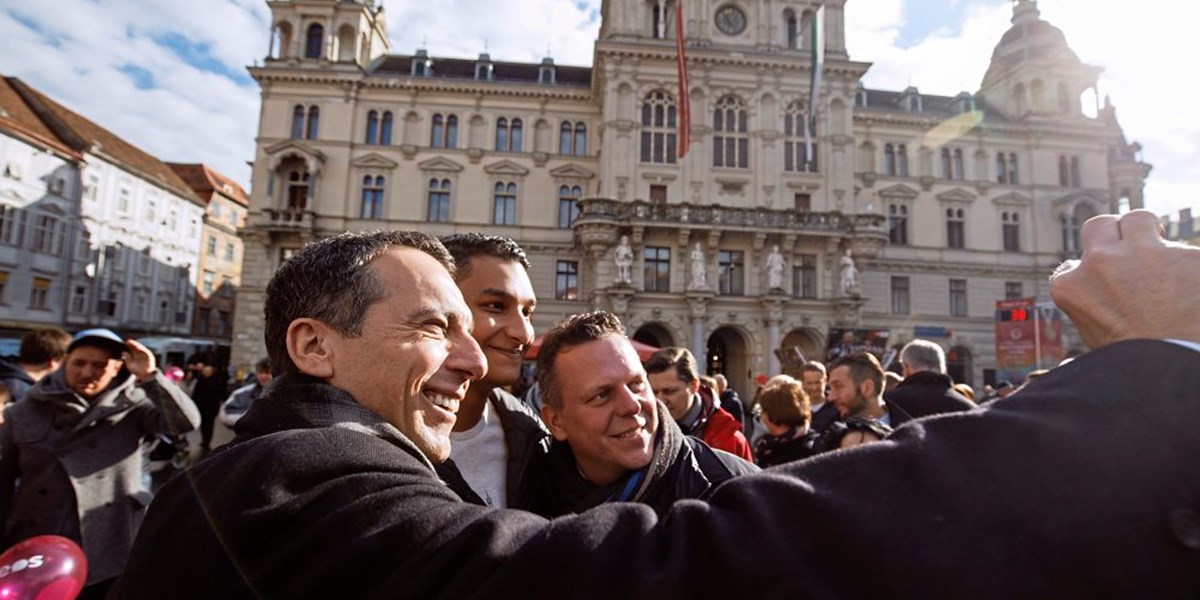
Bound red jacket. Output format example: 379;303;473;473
689;386;753;461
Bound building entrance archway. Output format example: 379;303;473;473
707;326;750;398
633;322;675;349
780;327;824;376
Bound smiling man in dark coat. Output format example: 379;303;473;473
112;212;1200;599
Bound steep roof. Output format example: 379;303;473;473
0;77;80;159
369;54;593;87
167;162;250;208
2;76;203;205
856;88;1010;124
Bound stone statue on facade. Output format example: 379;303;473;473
613;235;634;286
839;249;859;297
765;245;785;291
689;242;708;290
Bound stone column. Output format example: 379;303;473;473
762;296;785;375
686;291;713;366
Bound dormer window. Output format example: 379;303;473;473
955;92;975;114
475;53;494;81
855;85;868;107
412;49;432;77
538;57;556;84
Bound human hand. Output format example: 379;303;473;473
1050;210;1200;348
122;338;158;381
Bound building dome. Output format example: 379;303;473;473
991;0;1078;65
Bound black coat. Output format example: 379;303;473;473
810;400;839;433
112;341;1200;599
885;370;975;419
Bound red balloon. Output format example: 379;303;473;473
0;536;87;600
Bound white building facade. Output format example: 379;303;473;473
234;0;1150;393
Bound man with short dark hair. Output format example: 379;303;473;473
645;347;753;461
537;312;755;516
798;360;837;433
885;339;975;419
821;352;912;450
0;327;71;403
438;233;551;510
115;212;1200;598
0;328;198;597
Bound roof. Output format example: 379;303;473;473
369;54;593;87
0;77;80;158
856;88;1010;124
1;76;203;205
166;163;250;208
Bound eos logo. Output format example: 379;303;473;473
0;555;45;578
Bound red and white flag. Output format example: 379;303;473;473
675;0;690;159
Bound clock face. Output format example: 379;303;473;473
715;5;747;36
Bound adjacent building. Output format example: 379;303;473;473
168;163;251;346
234;0;1150;392
0;76;207;339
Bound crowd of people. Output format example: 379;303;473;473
0;208;1196;598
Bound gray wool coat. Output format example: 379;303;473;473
0;367;199;584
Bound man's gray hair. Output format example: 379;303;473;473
263;230;454;375
900;339;946;374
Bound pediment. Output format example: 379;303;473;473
483;159;530;177
1053;189;1109;208
992;191;1031;206
877;183;919;199
936;187;976;203
417;156;465;173
549;163;596;180
34;202;69;216
351;153;399;169
263;140;326;162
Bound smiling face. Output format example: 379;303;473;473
325;247;487;463
541;335;658;486
64;346;123;400
455;254;536;389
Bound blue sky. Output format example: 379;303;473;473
0;0;1195;219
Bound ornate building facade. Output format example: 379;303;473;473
235;0;1150;393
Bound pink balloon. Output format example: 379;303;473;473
0;536;87;600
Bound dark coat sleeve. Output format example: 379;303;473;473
113;340;1200;599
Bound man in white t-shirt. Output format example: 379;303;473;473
437;234;551;511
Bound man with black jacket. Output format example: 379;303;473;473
436;234;551;510
0;327;70;404
113;212;1200;598
885;339;975;419
536;312;757;516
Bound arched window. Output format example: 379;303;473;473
493;182;517;225
365;110;379;144
996;152;1008;184
1007;153;1019;184
305;106;320;140
1002;211;1021;252
785;10;798;49
558;185;581;228
291;105;305;140
305;24;324;59
560;122;573;154
427;179;451;222
712;95;748;168
783;101;812;172
431;114;445;148
510;118;523;152
941;148;953;179
574;123;587;155
286;170;310;211
380;112;393;145
640;90;677;164
884;143;896;176
897;144;908;176
445;115;458;148
360;175;385;219
495;117;508;151
952;148;964;180
888;204;909;246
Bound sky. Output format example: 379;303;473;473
0;0;1196;220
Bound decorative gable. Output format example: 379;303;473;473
417;156;465;173
878;183;919;200
549;163;596;180
483;159;530;177
937;187;977;203
992;191;1031;206
351;153;399;169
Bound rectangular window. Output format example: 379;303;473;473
1003;217;1021;252
792;253;817;299
30;215;57;254
224;242;235;261
70;285;87;313
202;270;215;295
555;260;578;300
198;307;212;335
794;193;811;212
492;184;517;226
29;277;50;309
643;246;671;292
888;205;909;246
427;180;451;223
221;275;234;298
949;279;968;317
946;210;965;249
558;199;578;228
0;271;7;303
207;236;217;255
1005;281;1024;301
891;276;910;315
718;250;745;296
218;310;232;336
649;185;667;205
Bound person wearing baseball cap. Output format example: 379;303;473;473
0;328;200;597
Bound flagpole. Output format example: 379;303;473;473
806;5;825;170
675;0;690;159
